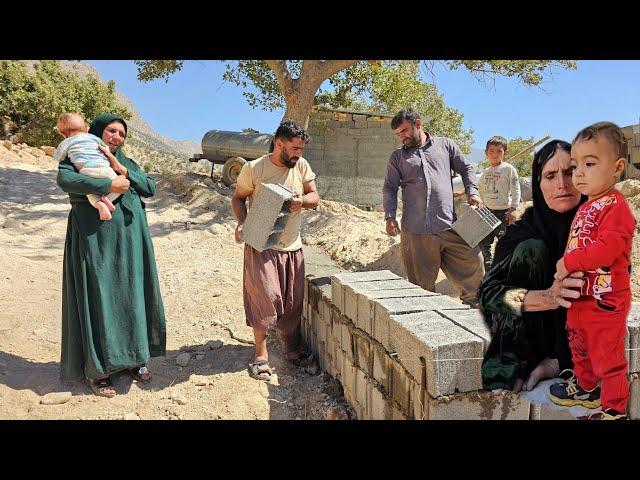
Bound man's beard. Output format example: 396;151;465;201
403;127;422;148
280;151;298;169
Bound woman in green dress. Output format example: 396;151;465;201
57;113;166;397
479;139;587;392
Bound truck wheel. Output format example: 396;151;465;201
222;157;247;187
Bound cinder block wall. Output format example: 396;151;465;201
305;109;400;208
301;268;640;420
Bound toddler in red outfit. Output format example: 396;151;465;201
549;122;635;420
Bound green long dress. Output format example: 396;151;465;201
57;113;166;382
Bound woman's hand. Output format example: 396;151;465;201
109;175;130;194
547;272;584;309
98;145;128;177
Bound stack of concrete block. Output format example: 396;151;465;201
304;267;640;420
451;205;502;248
626;302;640;419
241;183;295;252
302;269;530;420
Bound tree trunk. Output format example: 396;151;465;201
282;90;317;129
265;60;358;130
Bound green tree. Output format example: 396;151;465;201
135;60;576;135
0;60;130;146
477;136;536;177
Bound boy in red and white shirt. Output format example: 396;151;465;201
549;122;635;420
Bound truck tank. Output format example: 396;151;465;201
201;130;274;162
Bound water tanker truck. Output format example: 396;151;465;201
189;129;274;186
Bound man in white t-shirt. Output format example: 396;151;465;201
478;135;521;270
231;119;319;382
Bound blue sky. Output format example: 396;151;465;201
86;60;640;157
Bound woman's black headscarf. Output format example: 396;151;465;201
89;113;128;163
493;139;587;267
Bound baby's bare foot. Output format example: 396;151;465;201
101;196;115;212
96;202;112;221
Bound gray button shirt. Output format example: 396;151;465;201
382;135;478;235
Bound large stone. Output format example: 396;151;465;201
40;392;72;405
387;311;484;397
176;353;190;367
356;287;437;334
373;296;469;351
423;390;530;420
436;309;491;352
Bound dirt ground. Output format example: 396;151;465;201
0;147;351;420
2;143;640;420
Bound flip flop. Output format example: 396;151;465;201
248;360;273;382
89;377;117;398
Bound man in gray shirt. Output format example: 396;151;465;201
383;108;485;307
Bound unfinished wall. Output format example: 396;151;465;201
304;109;399;208
301;267;640;420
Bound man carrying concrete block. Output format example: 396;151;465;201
232;120;319;381
383;108;485;307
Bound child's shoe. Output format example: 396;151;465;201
583;408;627;420
548;373;601;409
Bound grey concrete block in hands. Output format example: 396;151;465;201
241;183;295;252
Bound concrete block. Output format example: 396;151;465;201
372;342;391;392
369;383;391;420
387;311;484;397
436;309;492;352
373;296;469;351
409;379;425;420
390;401;407;420
353;330;372;376
423;390;530;420
626;302;640;373
341;358;357;407
356;287;436;335
451;205;502;249
629;374;639;420
355;368;368;414
242;183;295;252
332;270;401;284
390;358;411;415
334;348;344;381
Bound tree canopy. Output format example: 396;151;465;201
135;59;575;153
0;60;130;146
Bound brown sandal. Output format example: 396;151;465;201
89;377;117;398
248;360;273;382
